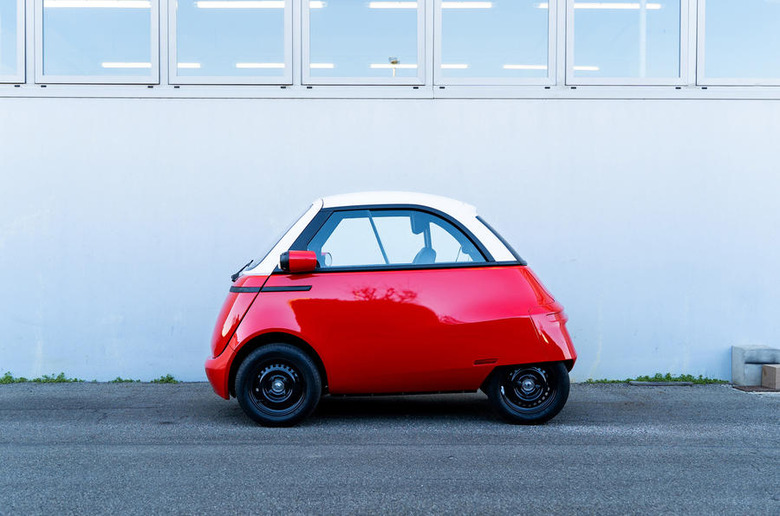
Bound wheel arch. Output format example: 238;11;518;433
229;332;328;398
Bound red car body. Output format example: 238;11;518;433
205;192;576;425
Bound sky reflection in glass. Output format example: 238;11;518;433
176;0;286;77
308;1;419;78
440;1;549;79
704;0;780;79
1;0;20;76
42;1;153;77
572;1;680;79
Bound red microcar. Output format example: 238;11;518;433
206;192;576;426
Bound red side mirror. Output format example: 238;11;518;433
280;250;318;273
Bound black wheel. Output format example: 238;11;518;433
486;362;570;425
235;344;322;427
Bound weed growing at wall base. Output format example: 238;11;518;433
585;373;728;384
150;374;180;384
1;372;179;384
1;372;84;384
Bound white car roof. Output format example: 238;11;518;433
320;191;478;220
244;191;516;276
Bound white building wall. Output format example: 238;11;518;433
1;97;778;381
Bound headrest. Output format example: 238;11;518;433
410;211;429;235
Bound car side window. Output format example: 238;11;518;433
371;215;425;263
307;209;486;268
311;211;384;267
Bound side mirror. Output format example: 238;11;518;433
280;250;318;274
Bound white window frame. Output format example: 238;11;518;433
302;0;426;86
0;0;25;83
565;0;689;86
169;0;292;85
696;0;780;86
433;0;556;86
35;0;160;84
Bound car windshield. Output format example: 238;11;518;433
245;207;309;272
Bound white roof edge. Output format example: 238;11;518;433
319;191;477;216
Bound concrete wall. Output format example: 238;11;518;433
1;97;778;381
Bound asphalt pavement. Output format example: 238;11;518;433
0;383;777;515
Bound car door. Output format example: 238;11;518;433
261;208;537;394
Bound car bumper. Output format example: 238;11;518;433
205;339;236;400
530;310;577;364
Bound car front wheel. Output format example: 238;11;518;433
486;362;570;424
235;344;322;427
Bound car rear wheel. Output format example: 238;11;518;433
235;344;321;427
486;362;570;424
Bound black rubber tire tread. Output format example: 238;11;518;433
486;361;570;425
235;343;322;427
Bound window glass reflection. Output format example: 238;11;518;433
440;0;549;80
318;215;385;267
309;210;484;268
372;216;424;264
175;0;287;78
571;0;680;79
308;1;420;79
704;0;780;80
42;0;153;77
0;0;20;77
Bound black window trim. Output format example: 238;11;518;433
276;204;525;274
279;260;524;274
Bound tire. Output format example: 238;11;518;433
235;344;322;427
486;362;570;425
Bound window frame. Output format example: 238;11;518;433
290;206;494;273
168;0;293;85
35;0;160;84
696;0;780;86
433;0;556;86
302;0;426;86
565;0;689;86
0;0;25;83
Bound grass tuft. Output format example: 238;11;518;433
0;372;23;384
150;374;180;384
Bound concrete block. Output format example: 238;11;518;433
732;346;780;385
762;365;780;390
742;364;764;386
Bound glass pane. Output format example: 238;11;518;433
310;210;485;267
704;0;780;79
0;0;19;76
440;0;549;79
42;0;153;77
175;0;287;78
372;210;485;265
308;0;419;79
430;223;474;263
572;0;680;79
372;216;424;264
318;216;385;267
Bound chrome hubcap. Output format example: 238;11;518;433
271;379;285;394
521;377;536;393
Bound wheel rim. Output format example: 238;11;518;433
249;361;305;416
499;366;555;412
